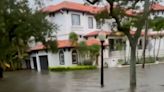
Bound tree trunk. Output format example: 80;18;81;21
0;66;3;79
130;42;137;87
142;20;148;68
95;54;99;65
156;32;162;60
153;38;156;62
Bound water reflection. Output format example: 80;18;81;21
129;86;136;92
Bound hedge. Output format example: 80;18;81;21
49;65;97;71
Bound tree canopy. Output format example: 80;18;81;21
86;0;164;87
0;0;57;69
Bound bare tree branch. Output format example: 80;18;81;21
85;0;100;4
134;0;150;42
106;0;133;40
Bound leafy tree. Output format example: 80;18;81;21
78;41;89;64
86;0;153;87
88;44;100;65
78;41;100;65
0;0;57;77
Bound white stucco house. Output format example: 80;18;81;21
27;1;164;71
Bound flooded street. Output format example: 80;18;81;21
1;64;164;92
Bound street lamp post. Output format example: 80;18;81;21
98;32;106;88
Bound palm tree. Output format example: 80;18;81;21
69;32;79;46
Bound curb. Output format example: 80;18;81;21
116;62;164;68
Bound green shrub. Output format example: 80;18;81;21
118;59;124;64
139;57;155;64
49;65;97;71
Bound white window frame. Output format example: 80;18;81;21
88;17;93;29
71;14;80;26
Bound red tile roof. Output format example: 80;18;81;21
42;1;101;14
152;3;164;11
130;31;164;36
30;40;74;51
125;9;142;16
29;38;109;52
57;40;74;48
84;30;111;37
86;38;108;46
125;3;164;16
85;30;164;37
29;43;46;51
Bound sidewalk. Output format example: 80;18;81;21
116;61;164;68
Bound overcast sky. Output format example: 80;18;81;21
42;0;84;6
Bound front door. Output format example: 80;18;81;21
39;56;48;70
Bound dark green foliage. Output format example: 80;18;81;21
88;44;100;60
78;41;89;56
49;65;97;71
78;42;100;64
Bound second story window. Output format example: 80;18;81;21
88;17;93;28
72;14;80;26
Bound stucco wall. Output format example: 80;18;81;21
47;11;97;40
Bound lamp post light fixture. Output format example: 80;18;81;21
98;32;106;88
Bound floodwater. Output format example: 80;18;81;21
1;64;164;92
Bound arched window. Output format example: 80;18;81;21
59;50;65;65
72;50;78;64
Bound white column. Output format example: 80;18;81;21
47;52;53;67
64;49;72;66
30;57;34;69
36;54;41;72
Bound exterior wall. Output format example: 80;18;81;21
106;36;164;62
48;52;59;67
30;51;47;72
29;36;164;69
47;11;97;40
29;48;81;71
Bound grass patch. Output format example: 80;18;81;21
49;65;97;71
